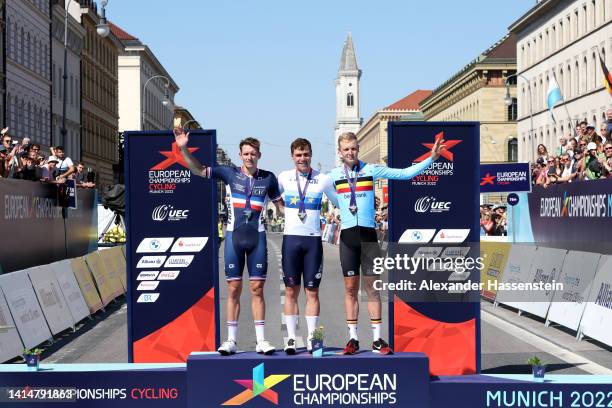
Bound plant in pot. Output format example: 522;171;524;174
527;356;545;381
23;348;43;371
310;326;324;357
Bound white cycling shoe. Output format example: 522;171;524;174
255;340;276;355
218;340;237;356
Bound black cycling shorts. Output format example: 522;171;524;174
339;226;381;277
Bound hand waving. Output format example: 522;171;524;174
174;127;190;148
431;137;446;161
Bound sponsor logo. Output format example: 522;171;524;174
398;229;436;244
346;270;355;277
223;363;290;405
137;293;160;303
136;271;159;281
315;273;322;279
163;255;194;268
414;196;451;213
413;247;443;258
539;191;612;218
157;270;180;280
433;229;470;243
136;238;174;253
412;131;462;187
441;247;471;258
4;195;63;220
136;256;167;268
481;170;528;186
137;281;160;291
152;205;190;221
170;237;208;253
149;142;199;194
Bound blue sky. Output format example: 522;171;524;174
109;0;533;173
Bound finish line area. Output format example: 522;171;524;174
2;353;612;407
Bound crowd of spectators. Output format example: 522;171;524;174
0;128;95;188
320;196;388;245
480;204;508;236
532;110;612;187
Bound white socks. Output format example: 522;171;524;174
371;318;382;341
285;315;298;339
305;315;319;338
347;319;358;340
254;320;265;343
227;321;238;342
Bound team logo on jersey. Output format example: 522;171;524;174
412;131;462;187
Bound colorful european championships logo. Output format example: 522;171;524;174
411;131;462;187
149;142;200;194
222;363;290;405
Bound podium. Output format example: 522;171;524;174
187;351;429;408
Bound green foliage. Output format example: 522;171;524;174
527;356;542;367
311;326;324;341
23;348;43;356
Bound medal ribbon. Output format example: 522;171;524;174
243;168;258;212
295;169;312;215
343;162;360;213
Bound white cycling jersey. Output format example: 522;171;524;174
278;169;338;237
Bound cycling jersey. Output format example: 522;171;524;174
277;169;338;236
328;158;433;230
208;165;280;281
207;165;281;232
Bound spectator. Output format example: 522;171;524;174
73;162;95;188
556;136;568;156
600;123;609;144
585;142;605;180
536;144;548;162
13;154;41;181
602;142;612;178
48;146;75;180
41;157;61;182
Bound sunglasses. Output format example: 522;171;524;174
605;147;612;150
2;139;10;143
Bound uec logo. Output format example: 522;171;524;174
152;205;190;221
414;196;451;213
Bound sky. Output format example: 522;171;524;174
108;0;534;174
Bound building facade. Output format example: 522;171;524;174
0;0;6;127
5;0;51;146
335;33;362;150
113;23;178;132
355;90;431;202
51;0;85;160
419;35;518;163
357;90;432;165
174;105;200;129
509;0;612;162
80;0;120;190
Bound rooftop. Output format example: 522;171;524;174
384;90;432;111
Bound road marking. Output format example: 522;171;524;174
482;309;612;375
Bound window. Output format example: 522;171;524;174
592;53;597;91
347;92;354;107
507;137;517;162
507;98;518;121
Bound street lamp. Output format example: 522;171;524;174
141;75;171;130
504;73;534;163
60;0;110;152
96;0;110;38
182;119;201;130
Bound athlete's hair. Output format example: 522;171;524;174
337;132;358;148
239;137;261;153
290;138;312;154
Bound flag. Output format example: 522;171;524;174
546;75;563;123
598;51;612;97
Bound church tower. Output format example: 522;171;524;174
334;33;362;151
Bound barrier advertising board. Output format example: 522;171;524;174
547;250;601;331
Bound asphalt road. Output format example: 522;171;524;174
39;233;612;375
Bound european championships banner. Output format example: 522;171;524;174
125;130;219;363
388;122;480;375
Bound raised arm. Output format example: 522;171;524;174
371;136;445;180
174;127;207;177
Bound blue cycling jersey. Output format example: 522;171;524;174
207;165;281;232
328;158;433;230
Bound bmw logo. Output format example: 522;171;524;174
411;231;423;241
150;239;161;250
